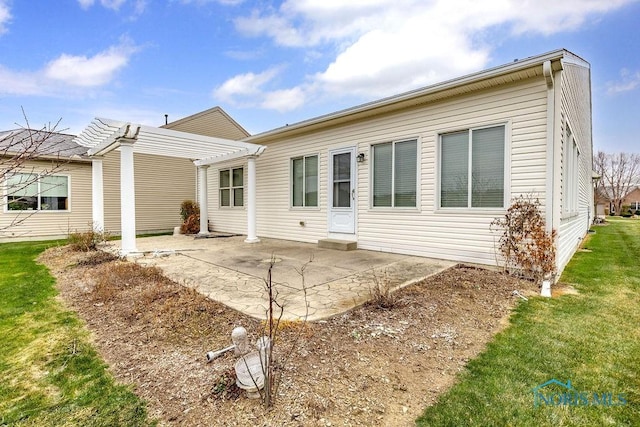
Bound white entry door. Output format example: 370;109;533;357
328;147;356;234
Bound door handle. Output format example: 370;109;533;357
352;188;356;200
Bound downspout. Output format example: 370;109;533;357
543;60;555;234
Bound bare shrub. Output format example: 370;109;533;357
68;228;109;252
491;195;557;282
92;262;165;302
180;200;200;234
367;270;397;309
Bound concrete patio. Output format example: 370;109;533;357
109;234;455;321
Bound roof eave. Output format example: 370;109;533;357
245;49;572;143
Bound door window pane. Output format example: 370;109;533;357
333;182;351;208
333;153;351;181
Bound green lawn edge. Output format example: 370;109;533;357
416;218;640;427
0;241;154;426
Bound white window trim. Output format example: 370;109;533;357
3;173;72;213
218;166;245;209
290;153;320;209
435;122;511;213
369;137;421;211
562;123;580;219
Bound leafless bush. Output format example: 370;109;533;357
68;227;110;252
491;195;557;282
180;200;200;234
367;269;398;309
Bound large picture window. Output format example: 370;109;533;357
292;155;318;207
6;173;69;211
220;167;243;207
372;139;417;207
440;125;505;208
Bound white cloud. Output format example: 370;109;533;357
213;67;283;103
0;39;140;96
77;0;95;9
607;69;640;94
0;66;44;96
78;0;148;14
179;0;244;5
224;0;636;110
44;40;138;87
0;0;11;35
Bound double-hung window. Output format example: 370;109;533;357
292;155;318;207
372;139;417;207
440;125;505;208
6;173;69;211
219;167;243;207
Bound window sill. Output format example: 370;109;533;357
368;207;420;213
561;211;580;220
290;206;321;211
434;208;506;215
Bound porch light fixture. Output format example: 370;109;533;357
357;152;366;163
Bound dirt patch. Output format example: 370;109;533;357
39;247;537;426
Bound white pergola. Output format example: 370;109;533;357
75;118;266;254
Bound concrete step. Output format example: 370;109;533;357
317;239;357;251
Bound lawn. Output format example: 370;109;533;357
0;241;153;426
417;217;640;426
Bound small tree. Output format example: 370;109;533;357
491;196;557;283
1;109;71;233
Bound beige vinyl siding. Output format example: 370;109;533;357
215;77;550;265
206;164;248;234
0;160;92;241
556;62;593;272
103;151;196;234
163;107;250;140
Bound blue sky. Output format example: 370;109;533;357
0;0;638;152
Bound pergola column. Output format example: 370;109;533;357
244;155;259;243
91;156;104;232
198;165;210;235
119;138;137;254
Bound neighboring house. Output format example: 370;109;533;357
0;129;92;241
204;48;593;274
596;186;640;215
625;187;640;211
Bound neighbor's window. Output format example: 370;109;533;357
6;173;69;211
372;139;417;207
292;155;318;207
220;167;243;207
440;125;505;208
